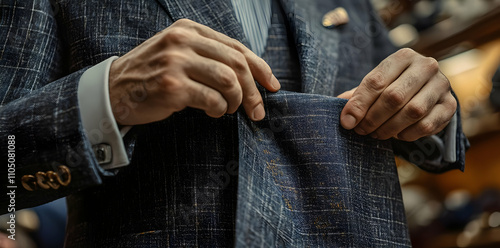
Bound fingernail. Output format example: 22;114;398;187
342;114;356;129
271;75;281;90
252;103;265;120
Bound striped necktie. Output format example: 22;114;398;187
231;0;272;57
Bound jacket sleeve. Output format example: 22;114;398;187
0;0;113;213
365;0;470;173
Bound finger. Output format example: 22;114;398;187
242;49;280;92
179;19;280;91
370;73;447;140
396;93;456;141
240;75;267;121
187;35;267;120
183;78;229;118
340;48;417;130
337;87;357;99
185;53;243;114
354;56;439;135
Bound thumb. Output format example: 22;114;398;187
336;87;357;99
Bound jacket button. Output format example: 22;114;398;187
46;171;61;189
56;165;71;186
21;175;37;191
35;172;51;190
21;165;71;191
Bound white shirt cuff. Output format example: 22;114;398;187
425;112;458;166
443;112;457;163
77;56;130;170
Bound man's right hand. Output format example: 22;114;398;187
109;18;281;125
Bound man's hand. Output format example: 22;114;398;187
109;19;280;125
338;48;456;142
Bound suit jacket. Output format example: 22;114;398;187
0;0;468;247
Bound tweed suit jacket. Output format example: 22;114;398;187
0;0;468;247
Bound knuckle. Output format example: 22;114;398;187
203;90;226;115
362;117;378;129
243;90;262;106
173;18;194;27
405;103;427;120
252;58;272;78
160;74;184;94
225;90;243;112
417;121;435;135
164;50;188;64
231;53;248;72
363;71;386;92
376;129;393;139
447;94;457;111
377;59;392;72
396;47;415;58
404;72;419;88
423;57;439;73
229;38;245;52
438;74;452;91
383;88;406;108
346;100;365;118
203;90;220;107
218;68;238;89
439;95;457;118
164;28;190;44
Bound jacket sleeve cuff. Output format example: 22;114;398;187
77;56;130;170
392;112;468;173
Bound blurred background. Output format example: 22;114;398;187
371;0;500;247
1;0;500;247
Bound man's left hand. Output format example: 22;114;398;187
338;48;456;142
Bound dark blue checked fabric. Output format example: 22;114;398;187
235;2;409;246
236;92;410;247
0;0;467;247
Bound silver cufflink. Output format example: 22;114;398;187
92;144;112;165
322;7;349;28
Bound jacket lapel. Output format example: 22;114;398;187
278;0;342;96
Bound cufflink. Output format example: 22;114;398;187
322;7;349;28
92;144;112;165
